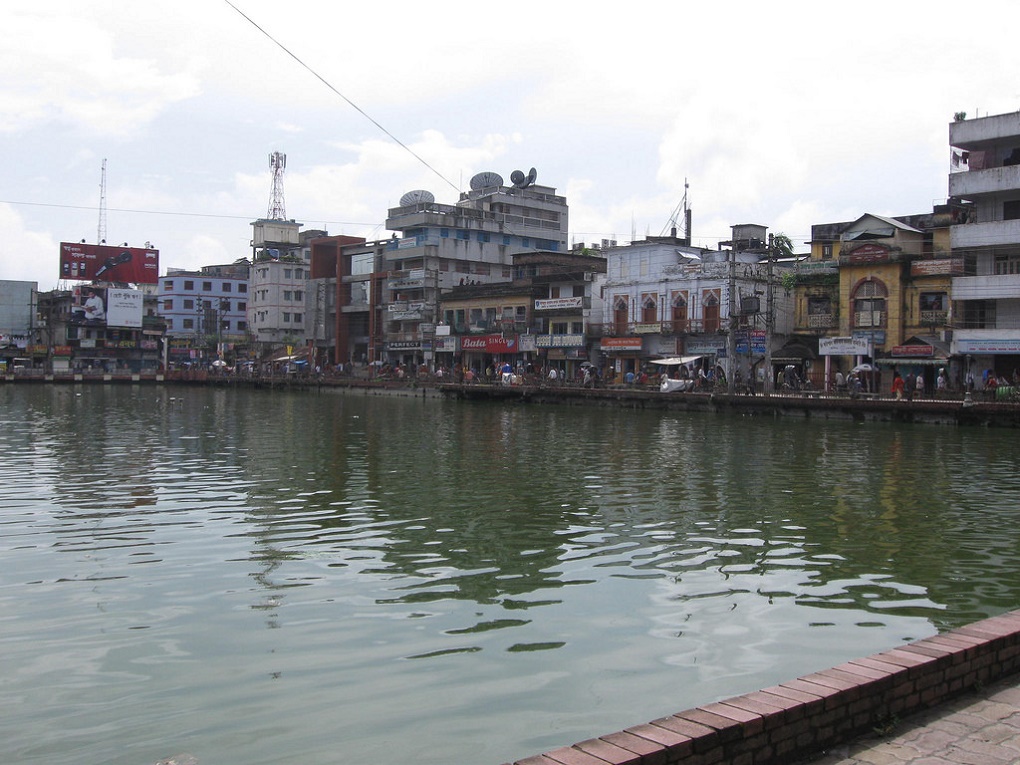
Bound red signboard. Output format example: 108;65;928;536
59;243;160;284
460;335;518;353
890;344;935;357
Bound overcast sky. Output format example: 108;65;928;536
3;1;1019;289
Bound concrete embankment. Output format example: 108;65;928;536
505;610;1020;765
439;383;1020;428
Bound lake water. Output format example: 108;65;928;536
2;384;1019;765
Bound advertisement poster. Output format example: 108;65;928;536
59;243;159;284
70;286;143;328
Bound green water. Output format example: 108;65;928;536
1;385;1018;765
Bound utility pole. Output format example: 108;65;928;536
765;233;775;397
726;236;737;395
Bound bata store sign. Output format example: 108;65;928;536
460;334;517;353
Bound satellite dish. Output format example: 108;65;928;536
399;189;435;207
470;171;504;190
511;168;537;189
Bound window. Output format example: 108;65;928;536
183;299;195;310
163;299;173;311
293;313;302;323
852;279;887;328
295;269;303;279
222;283;232;292
219;300;231;312
920;291;948;325
284;269;292;279
503;236;511;246
283;291;292;301
671;291;688;332
1005;200;1020;221
440;228;449;238
184;280;194;290
183;318;194;329
994;253;1020;275
641;294;657;323
163;280;173;291
202;281;212;291
552;321;568;334
165;319;173;329
703;290;720;333
283;312;291;322
237;321;247;330
456;230;469;240
573;285;585;297
613;295;629;334
294;291;303;301
239;284;247;293
822;244;833;259
237;301;246;311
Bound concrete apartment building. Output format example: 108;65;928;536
949;109;1020;377
375;170;569;367
159;263;250;365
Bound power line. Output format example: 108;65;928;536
223;0;459;193
0;198;380;229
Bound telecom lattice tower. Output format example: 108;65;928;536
97;158;108;245
267;151;287;220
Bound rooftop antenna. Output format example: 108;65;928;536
268;151;287;220
97;158;108;245
661;178;691;243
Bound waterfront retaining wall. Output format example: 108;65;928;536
507;610;1020;765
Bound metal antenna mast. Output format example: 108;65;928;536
97;158;108;244
267;151;287;220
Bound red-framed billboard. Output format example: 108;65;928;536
59;243;159;284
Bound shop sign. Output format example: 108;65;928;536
535;297;583;310
891;344;934;357
536;334;584;348
845;244;891;263
819;336;871;355
600;337;642;352
685;339;724;355
388;340;422;351
911;257;964;276
434;336;457;352
460;334;518;353
517;334;537;352
633;323;660;334
956;338;1020;354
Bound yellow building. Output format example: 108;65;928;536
801;210;958;389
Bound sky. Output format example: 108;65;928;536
3;1;1019;290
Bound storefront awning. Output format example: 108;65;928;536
649;355;703;366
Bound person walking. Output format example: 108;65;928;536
891;372;905;401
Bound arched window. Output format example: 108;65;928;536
641;294;658;324
613;295;629;335
852;279;887;328
703;290;720;333
671;291;688;333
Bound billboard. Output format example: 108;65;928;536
59;242;159;284
69;286;144;329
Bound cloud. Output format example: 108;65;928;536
0;205;60;286
2;6;200;137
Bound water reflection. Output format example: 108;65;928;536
3;385;1020;765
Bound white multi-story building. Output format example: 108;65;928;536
246;221;325;352
599;226;794;382
377;170;569;365
949;109;1020;375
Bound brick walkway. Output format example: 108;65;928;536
807;674;1020;765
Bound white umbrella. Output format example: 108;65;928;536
210;359;227;368
851;363;875;373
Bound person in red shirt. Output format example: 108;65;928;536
891;372;905;401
